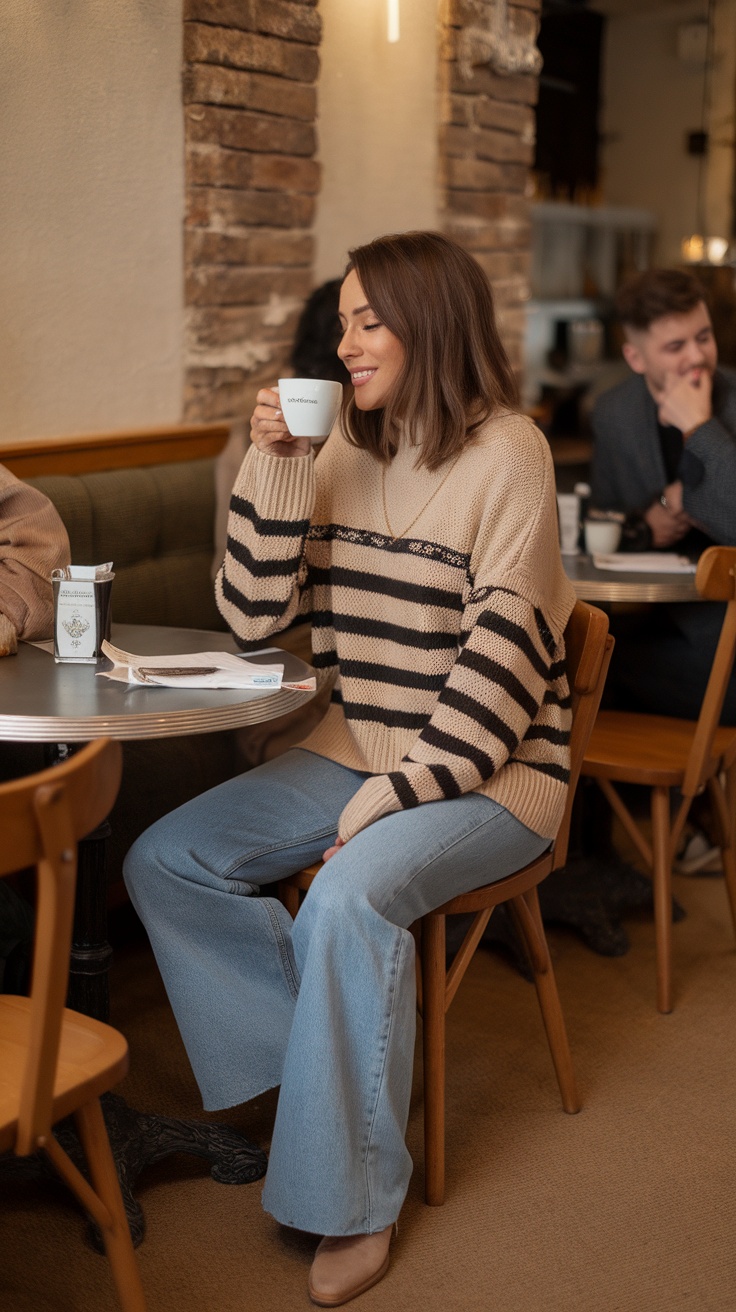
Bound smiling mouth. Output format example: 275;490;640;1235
351;369;376;382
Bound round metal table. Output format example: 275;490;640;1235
563;553;700;603
0;622;317;743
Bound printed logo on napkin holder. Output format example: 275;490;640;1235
52;563;114;663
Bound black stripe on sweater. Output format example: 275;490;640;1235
523;725;570;746
438;687;520;755
220;573;292;620
334;659;447;692
339;700;429;730
389;772;420;809
309;564;463;611
310;610;458;650
511;758;570;784
418;724;496;779
230;495;310;539
457;648;539;720
307;522;470;571
534;608;557;659
425;762;462;799
549;658;567;681
226;534;303;579
475;610;551;680
543;688;572;709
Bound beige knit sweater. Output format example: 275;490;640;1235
0;464;70;649
216;413;577;843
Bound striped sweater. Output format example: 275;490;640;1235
216;412;577;843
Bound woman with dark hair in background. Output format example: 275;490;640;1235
125;231;575;1305
291;278;351;386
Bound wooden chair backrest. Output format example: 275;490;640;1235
552;601;613;870
0;739;122;1154
682;546;736;799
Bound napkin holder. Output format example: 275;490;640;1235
52;563;114;663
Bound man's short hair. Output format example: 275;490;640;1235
615;268;708;331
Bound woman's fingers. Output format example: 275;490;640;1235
322;836;346;863
250;387;311;457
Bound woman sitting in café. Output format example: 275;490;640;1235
124;230;576;1306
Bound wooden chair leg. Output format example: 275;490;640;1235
278;882;301;919
710;766;736;939
74;1099;147;1312
421;914;447;1206
651;786;674;1014
508;889;580;1114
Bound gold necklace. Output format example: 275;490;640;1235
381;453;462;542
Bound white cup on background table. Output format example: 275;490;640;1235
584;518;622;555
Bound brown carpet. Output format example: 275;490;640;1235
2;870;735;1312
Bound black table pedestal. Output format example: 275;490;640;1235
0;1094;267;1249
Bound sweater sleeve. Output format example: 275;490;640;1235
337;584;567;842
215;444;315;645
680;416;736;544
0;465;70;642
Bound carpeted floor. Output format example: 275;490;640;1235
2;867;735;1312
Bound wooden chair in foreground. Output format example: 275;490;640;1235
0;739;146;1311
582;544;736;1015
279;600;613;1205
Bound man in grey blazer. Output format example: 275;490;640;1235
591;267;736;724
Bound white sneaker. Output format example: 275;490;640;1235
674;828;721;875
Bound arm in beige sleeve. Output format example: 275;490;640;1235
0;465;71;646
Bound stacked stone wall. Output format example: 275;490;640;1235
439;0;540;372
183;0;321;421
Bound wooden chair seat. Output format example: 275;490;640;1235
280;600;613;1205
0;996;129;1152
582;546;736;1013
0;739;146;1310
584;710;736;786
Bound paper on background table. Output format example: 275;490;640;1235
98;641;316;691
592;552;697;574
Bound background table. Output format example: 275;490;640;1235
564;553;700;603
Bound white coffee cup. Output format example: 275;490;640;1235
584;518;622;555
277;378;343;443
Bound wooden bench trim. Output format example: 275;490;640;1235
0;423;231;477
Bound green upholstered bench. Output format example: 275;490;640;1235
2;427;237;895
27;459;226;632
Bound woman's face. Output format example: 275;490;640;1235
337;270;406;410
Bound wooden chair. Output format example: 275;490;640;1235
582;544;736;1015
0;739;146;1311
279;600;613;1204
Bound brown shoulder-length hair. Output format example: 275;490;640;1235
340;230;519;471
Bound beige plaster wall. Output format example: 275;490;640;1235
600;0;735;265
0;1;184;442
314;0;440;283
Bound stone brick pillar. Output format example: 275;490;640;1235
439;0;540;373
183;0;321;421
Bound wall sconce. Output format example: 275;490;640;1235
387;0;400;44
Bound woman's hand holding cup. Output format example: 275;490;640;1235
250;387;312;459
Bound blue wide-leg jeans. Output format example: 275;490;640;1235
123;748;549;1236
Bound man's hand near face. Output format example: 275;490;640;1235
656;366;713;437
643;479;694;547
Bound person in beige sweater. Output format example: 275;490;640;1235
0;464;70;655
124;232;576;1306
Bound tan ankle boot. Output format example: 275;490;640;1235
308;1223;393;1307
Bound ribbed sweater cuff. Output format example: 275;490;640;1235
239;443;314;523
338;775;399;842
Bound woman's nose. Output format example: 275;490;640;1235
338;329;358;361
